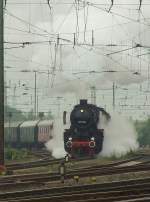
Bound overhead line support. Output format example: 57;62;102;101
0;0;4;166
108;0;114;12
139;0;142;10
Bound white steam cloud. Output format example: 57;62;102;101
101;113;139;157
45;118;66;158
49;73;89;99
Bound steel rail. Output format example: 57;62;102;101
0;179;150;201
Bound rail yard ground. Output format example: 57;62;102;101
0;148;150;201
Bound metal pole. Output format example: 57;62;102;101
0;0;4;165
57;97;63;118
37;94;38;117
91;86;96;105
57;97;60;118
8;113;12;139
13;84;16;106
113;82;115;110
34;71;37;119
4;71;7;113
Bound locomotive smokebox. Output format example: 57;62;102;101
80;99;87;105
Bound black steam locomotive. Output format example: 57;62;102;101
63;99;110;158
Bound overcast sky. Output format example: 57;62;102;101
4;0;150;120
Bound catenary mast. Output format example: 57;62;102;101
0;0;4;165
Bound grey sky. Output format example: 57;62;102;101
4;0;150;119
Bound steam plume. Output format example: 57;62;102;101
45;118;66;158
100;113;139;157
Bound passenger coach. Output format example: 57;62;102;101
4;119;53;148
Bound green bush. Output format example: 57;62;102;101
135;119;150;146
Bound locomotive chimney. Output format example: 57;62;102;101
80;99;87;105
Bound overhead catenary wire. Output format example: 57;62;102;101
4;0;150;49
5;26;50;38
78;0;150;28
74;0;80;42
5;40;140;47
55;3;74;33
5;0;150;119
5;11;147;37
5;2;150;6
5;41;148;79
4;8;55;37
5;40;147;77
106;44;141;56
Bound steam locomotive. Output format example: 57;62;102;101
64;99;110;158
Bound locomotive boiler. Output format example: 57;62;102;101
63;99;110;158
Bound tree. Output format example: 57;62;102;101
39;112;45;120
135;119;150;146
5;105;26;122
46;110;53;119
27;109;34;120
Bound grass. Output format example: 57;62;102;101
5;147;40;163
5;147;30;161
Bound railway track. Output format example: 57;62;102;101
6;152;148;171
5;190;150;202
0;153;150;201
1;162;150;186
2;154;146;176
69;154;146;171
28;150;52;160
0;155;150;191
6;158;63;171
0;177;150;201
6;155;94;171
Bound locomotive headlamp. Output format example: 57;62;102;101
80;109;84;113
66;141;72;148
69;137;72;141
91;137;95;141
89;141;95;148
